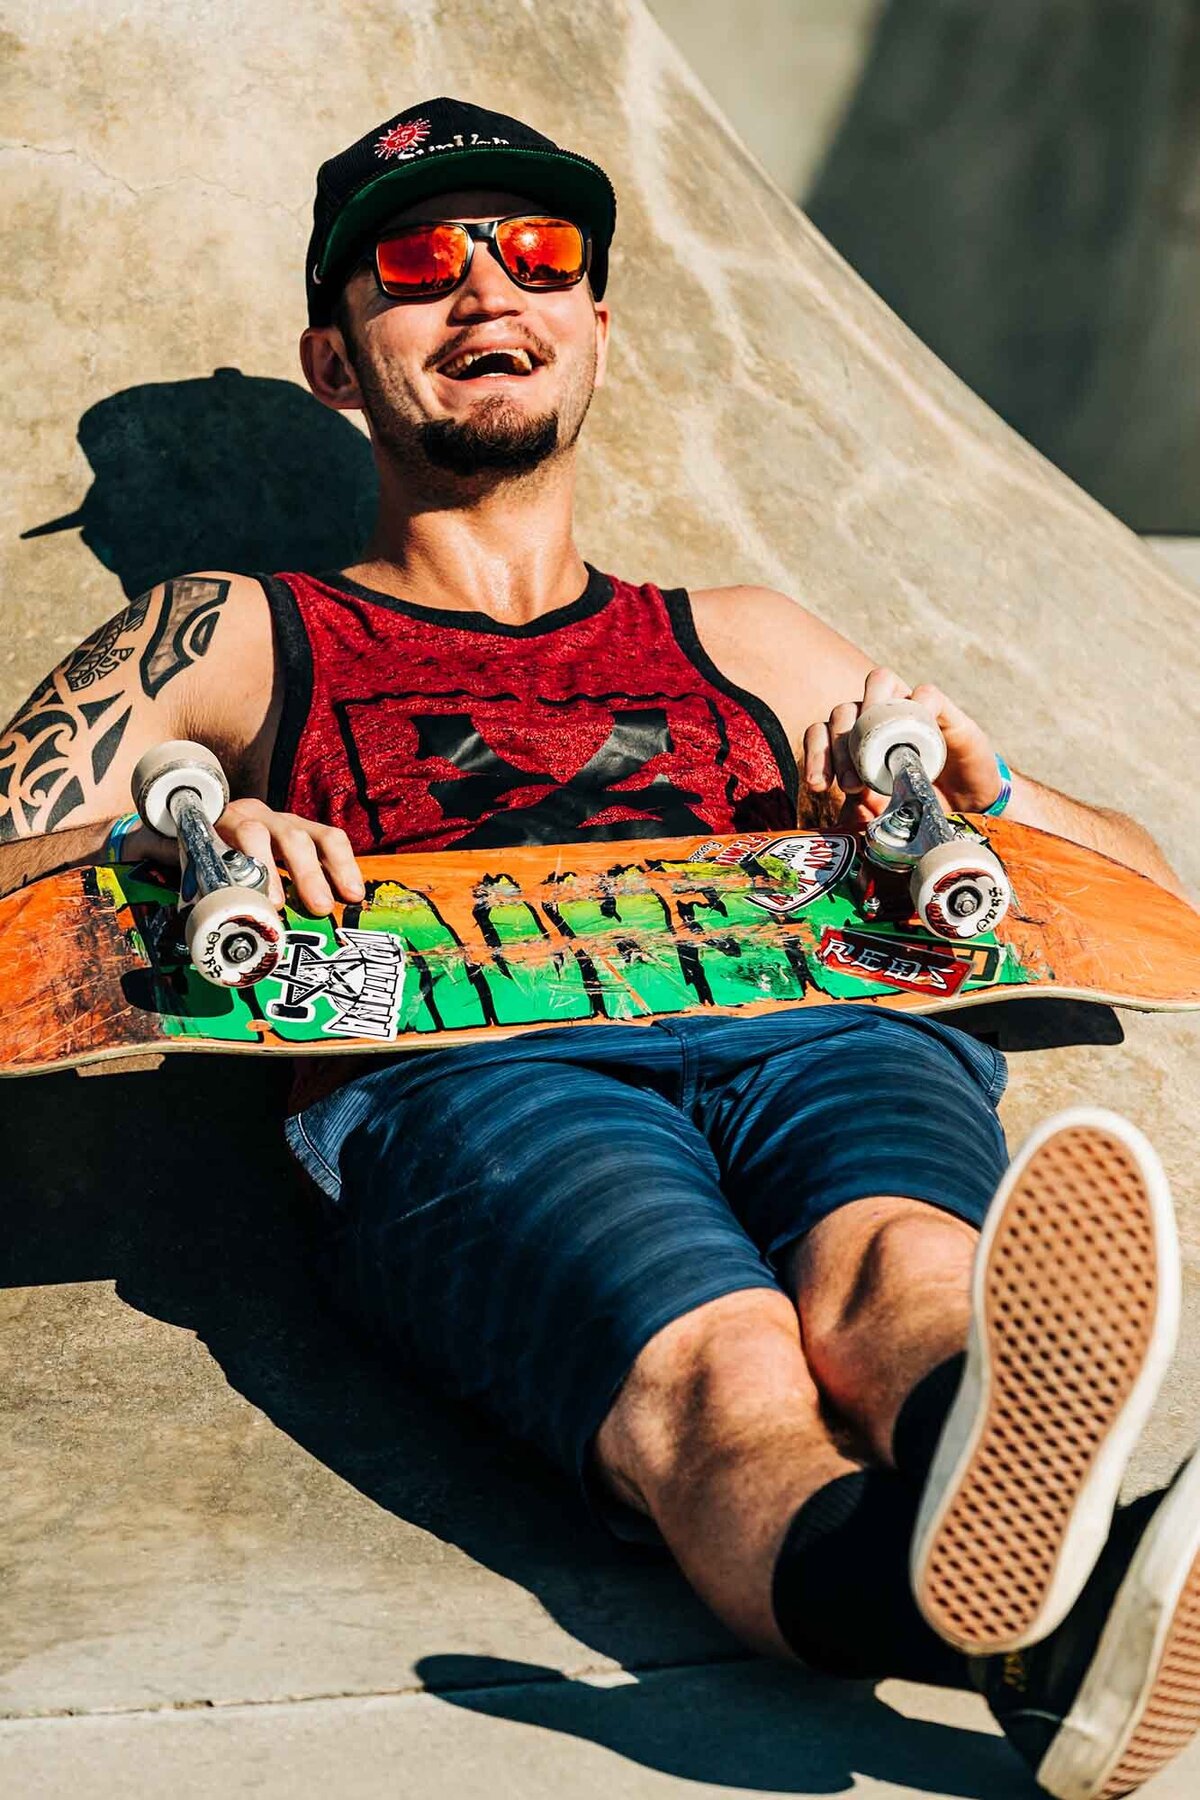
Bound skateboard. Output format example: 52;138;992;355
0;707;1197;1076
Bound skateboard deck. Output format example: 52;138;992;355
0;819;1197;1076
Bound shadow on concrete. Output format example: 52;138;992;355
21;368;378;594
949;998;1122;1053
412;1656;1027;1796
0;1059;1011;1793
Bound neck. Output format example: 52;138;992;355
349;450;589;625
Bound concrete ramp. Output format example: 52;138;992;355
2;2;1198;1794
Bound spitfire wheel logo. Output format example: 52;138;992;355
265;929;407;1039
375;119;432;159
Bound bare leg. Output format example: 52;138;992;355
594;1200;978;1661
784;1196;976;1465
593;1287;861;1656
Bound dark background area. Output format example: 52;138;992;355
805;0;1200;533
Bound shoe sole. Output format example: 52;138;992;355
1037;1449;1200;1800
910;1108;1180;1655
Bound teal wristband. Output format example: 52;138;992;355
104;811;141;863
982;755;1013;818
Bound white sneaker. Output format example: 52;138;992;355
910;1108;1181;1655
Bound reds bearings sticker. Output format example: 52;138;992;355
688;833;856;915
816;926;969;997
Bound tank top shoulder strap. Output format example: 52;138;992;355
256;572;315;812
650;580;799;805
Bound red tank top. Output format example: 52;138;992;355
262;565;797;853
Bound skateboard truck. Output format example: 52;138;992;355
131;741;286;988
847;701;1012;941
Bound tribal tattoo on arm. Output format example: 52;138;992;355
0;576;231;842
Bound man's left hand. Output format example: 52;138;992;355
803;666;1004;826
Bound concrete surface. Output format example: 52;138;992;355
3;2;1200;1797
1147;534;1200;590
646;0;883;197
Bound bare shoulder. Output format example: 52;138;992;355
0;571;276;842
143;571;280;794
688;583;875;746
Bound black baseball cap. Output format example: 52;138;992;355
306;96;617;325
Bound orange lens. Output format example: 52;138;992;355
375;223;469;295
495;217;587;287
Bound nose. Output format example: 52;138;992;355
446;237;523;320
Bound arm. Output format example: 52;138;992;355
1002;770;1186;899
808;665;1189;901
0;573;365;915
0;576;237;898
688;586;1187;899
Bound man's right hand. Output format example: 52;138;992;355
206;800;365;916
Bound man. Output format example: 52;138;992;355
2;98;1198;1797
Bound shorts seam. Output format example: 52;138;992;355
287;1114;341;1190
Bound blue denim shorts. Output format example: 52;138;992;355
285;1007;1008;1532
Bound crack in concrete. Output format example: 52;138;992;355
0;1649;753;1726
0;139;307;223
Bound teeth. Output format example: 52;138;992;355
442;347;534;377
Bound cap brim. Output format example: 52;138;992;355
317;147;615;304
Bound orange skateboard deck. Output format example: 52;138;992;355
0;819;1197;1076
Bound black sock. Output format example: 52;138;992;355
771;1469;970;1687
892;1353;966;1487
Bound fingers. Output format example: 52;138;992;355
316;825;367;905
829;699;866;793
802;720;832;792
862;666;911;708
221;814;286;908
805;667;911;795
910;682;966;735
275;825;333;915
217;802;365;916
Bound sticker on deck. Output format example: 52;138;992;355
688;833;856;915
815;926;970;997
264;928;408;1039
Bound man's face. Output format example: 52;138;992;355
314;188;610;482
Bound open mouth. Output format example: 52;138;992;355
438;347;541;381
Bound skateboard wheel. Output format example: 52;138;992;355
133;740;229;837
911;840;1012;941
184;887;285;988
848;701;947;794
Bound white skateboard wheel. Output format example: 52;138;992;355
848;701;947;794
133;740;229;837
185;887;284;988
911;840;1012;941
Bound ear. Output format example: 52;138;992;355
299;323;363;413
592;301;611;389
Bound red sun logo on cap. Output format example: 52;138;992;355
375;118;432;160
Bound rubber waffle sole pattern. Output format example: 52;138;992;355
918;1124;1160;1652
1098;1546;1200;1798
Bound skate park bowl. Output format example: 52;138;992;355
2;2;1198;1795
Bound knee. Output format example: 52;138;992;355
593;1288;810;1512
800;1202;976;1380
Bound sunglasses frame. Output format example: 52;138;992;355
370;214;593;302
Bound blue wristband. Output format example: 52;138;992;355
104;811;141;863
982;755;1013;818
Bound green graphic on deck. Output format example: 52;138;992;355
108;850;1033;1047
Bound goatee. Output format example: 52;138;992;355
418;399;560;477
